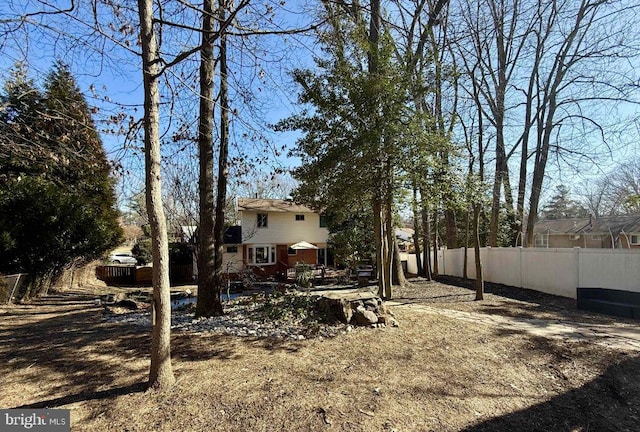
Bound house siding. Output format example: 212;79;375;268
241;210;329;245
234;202;330;277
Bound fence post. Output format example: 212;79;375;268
442;248;446;276
519;247;523;288
574;247;581;292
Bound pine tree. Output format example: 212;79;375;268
0;62;122;292
541;185;587;220
277;6;411;299
0;63;46;177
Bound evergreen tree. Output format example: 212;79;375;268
541;185;587;220
0;62;122;292
0;63;46;177
277;8;412;298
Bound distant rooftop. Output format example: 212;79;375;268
534;215;640;235
237;198;315;213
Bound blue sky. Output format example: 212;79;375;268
2;0;639;212
0;0;319;206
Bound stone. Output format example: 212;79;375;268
354;308;378;325
364;299;378;311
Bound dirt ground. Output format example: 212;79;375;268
1;278;639;432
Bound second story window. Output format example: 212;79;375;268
295;214;305;221
257;213;268;228
320;214;328;228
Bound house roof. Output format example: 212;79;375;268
396;227;415;242
533;218;590;234
585;215;640;235
534;215;640;235
237;198;315;213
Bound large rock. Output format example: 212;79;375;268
353;306;378;325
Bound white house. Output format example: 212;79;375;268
233;198;331;277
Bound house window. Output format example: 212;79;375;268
247;245;276;265
319;215;328;228
226;245;238;253
257;213;268;228
295;214;305;221
255;246;269;264
288;247;297;255
535;234;548;247
631;234;640;245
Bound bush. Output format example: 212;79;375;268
295;263;313;288
132;239;152;265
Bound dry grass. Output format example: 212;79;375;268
0;280;638;431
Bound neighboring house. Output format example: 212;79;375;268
396;227;415;253
532;215;640;249
236;198;331;277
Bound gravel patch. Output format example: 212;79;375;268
102;292;351;340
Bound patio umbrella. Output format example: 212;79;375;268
289;241;319;250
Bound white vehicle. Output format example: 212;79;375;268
109;253;137;265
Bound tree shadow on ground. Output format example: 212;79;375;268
2;290;319;409
399;276;638;327
1;293;151;405
13;382;148;409
463;353;640;432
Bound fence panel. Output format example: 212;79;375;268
578;249;640;293
435;247;640;299
96;265;135;285
519;248;577;298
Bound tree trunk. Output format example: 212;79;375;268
411;185;423;276
368;0;392;300
432;209;439;278
373;198;392;299
392;236;408;287
473;202;484;301
445;208;457;249
137;0;175;389
421;198;432;280
196;0;224;317
488;124;505;247
463;205;469;279
211;0;230;313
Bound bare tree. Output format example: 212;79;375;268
581;158;640;216
454;0;538;246
525;0;640;246
137;0;175;389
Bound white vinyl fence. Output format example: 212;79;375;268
405;248;640;299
